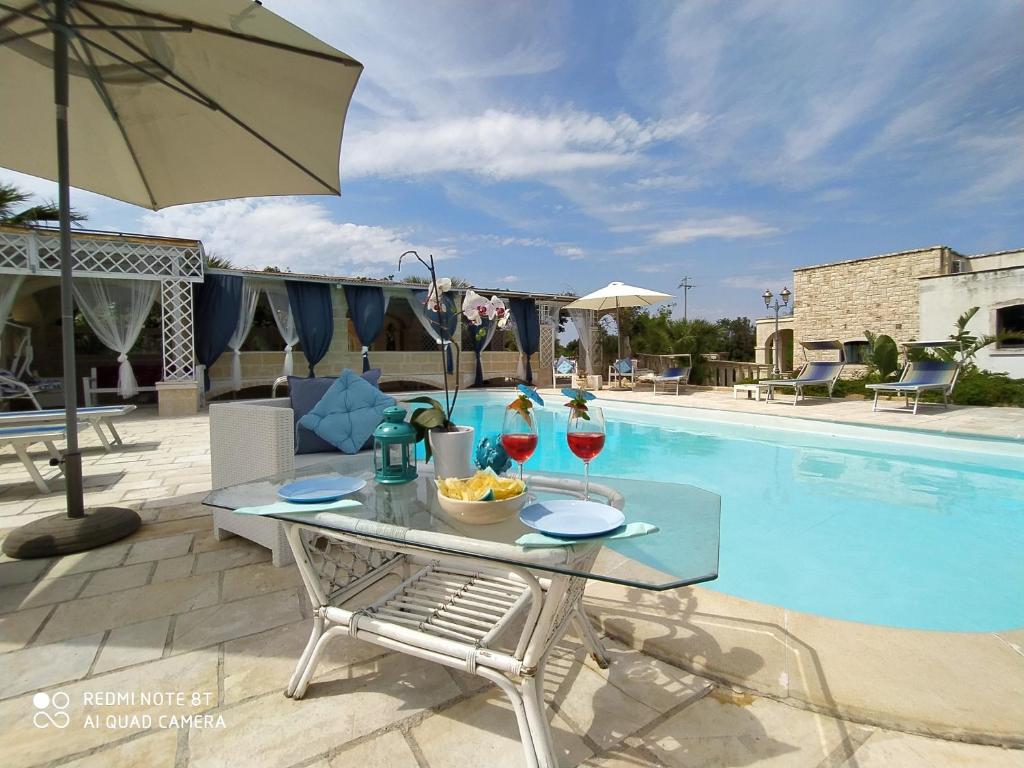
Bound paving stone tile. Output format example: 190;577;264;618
222;619;385;704
0;557;52;585
81;562;154;597
220;561;303;601
0;572;89;613
0;633;103;699
544;649;661;751
193;543;270;575
839;730;1024;768
156;503;209;522
639;689;866;768
151;554;195;583
55;729;178;768
326;730;420;767
189;654;460;768
0;648;218;768
171;589;302;654
0;605;52;653
412;686;592;768
93;616;172;674
124;533;194;564
45;544;129;577
37;573;219;644
556;638;712;715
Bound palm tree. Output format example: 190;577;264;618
0;183;85;226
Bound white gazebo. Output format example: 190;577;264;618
0;224;205;414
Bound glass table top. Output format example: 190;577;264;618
203;454;720;591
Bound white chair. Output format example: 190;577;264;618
552;356;577;388
866;359;960;414
0;423;73;493
607;358;638;388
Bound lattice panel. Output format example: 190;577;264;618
161;280;196;381
0;228;203;281
304;535;403;603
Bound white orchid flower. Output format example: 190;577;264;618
426;277;452;312
461;288;490;326
488;295;509;328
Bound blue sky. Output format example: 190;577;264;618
3;0;1022;321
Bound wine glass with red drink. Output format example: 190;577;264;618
567;406;605;499
501;406;538;481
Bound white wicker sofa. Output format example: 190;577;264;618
210;398;363;565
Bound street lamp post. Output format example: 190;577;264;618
763;287;791;376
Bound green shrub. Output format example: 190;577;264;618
952;369;1024;407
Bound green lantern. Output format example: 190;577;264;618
373;406;418;484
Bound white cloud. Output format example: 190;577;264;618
652;215;779;245
493;275;520;284
140;199;448;275
556;245;585;260
720;275;790;291
344;110;703;180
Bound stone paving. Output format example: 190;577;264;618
0;404;1022;767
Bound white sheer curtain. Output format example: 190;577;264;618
227;278;259;390
567;308;593;374
73;277;157;398
509;316;527;380
264;283;299;377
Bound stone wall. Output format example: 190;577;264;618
793;247;953;359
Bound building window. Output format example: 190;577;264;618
996;304;1024;349
842;340;870;364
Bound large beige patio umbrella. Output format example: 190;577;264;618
565;281;675;364
0;0;362;557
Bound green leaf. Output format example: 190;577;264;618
404;396;444;410
410;408;446;429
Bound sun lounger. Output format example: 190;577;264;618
865;359;959;415
0;405;136;450
651;366;691;395
761;340;845;405
0;423;78;493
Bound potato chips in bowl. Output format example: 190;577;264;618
435;469;528;524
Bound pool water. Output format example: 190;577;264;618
432;391;1024;632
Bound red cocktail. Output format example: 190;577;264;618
567;432;605;461
501;433;538;463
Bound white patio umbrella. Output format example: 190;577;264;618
0;0;362;558
564;281;674;361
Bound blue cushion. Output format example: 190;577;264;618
289;369;382;454
555;358;575;375
615;359;633;374
297;370;395;454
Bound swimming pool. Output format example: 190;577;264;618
432;390;1024;632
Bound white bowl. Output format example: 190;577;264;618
434;483;529;525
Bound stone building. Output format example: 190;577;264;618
780;245;1024;376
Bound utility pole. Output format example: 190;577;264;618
678;277;696;321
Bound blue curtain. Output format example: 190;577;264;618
286;280;334;377
413;289;459;373
509;298;540;384
343;286;386;372
194;274;242;391
467;317;492;386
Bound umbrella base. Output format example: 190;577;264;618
2;507;141;559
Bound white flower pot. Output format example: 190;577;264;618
429;426;475;479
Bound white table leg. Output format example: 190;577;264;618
572;603;609;668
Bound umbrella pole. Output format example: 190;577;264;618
2;0;140;558
54;0;84;519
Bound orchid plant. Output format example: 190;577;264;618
399;250;512;461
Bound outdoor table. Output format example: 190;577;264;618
203;454;720;768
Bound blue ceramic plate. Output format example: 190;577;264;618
519;500;625;538
278;475;366;504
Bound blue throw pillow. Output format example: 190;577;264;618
297;370;395;454
289;369;382;454
615;359;633;374
555;357;574;375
